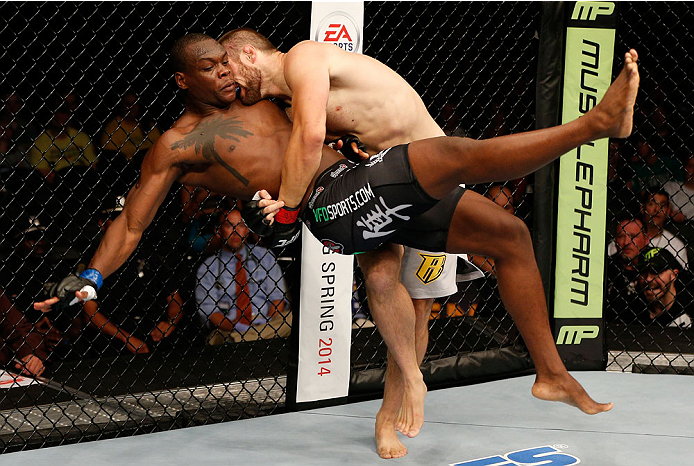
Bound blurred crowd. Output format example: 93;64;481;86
1;89;692;382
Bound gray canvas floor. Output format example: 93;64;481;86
2;372;692;465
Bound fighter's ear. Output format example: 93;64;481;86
242;44;257;63
175;72;188;90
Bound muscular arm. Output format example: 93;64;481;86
89;144;182;278
278;45;331;208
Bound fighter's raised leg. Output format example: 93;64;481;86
408;49;639;200
445;191;612;414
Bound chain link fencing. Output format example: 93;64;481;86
0;1;310;452
3;0;690;455
348;1;540;394
604;2;694;374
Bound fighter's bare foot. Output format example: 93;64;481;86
394;379;427;437
592;49;640;139
375;413;408;459
531;373;613;414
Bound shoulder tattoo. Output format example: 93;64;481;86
171;116;254;186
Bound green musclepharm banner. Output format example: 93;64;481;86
555;25;615;319
553;2;617;369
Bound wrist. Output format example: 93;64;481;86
275;206;300;224
79;268;104;290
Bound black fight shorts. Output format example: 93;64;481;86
302;143;465;255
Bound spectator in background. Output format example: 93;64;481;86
640;187;688;269
80;196;193;356
196;208;289;345
99;93;161;194
636;247;694;328
664;153;694;223
1;217;78;361
605;216;650;323
180;187;227;254
1;286;48;377
607;140;639;218
100;92;161;160
630;138;681;195
27;96;96;182
3;216;78;319
1;92;37;172
61;91;82;128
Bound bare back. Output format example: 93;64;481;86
287;41;444;151
156;100;341;201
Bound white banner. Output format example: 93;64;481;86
295;1;364;404
296;225;354;402
310;2;364;54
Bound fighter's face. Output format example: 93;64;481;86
180;39;237;106
226;55;262;106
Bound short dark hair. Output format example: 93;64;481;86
218;28;277;57
170;33;215;73
615;213;642;226
641;186;669;204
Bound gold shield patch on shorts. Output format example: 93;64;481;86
415;253;447;284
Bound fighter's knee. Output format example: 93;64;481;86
508;215;531;242
491;215;532;256
362;262;401;293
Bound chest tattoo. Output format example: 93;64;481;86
171;116;254;186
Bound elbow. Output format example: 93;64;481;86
295;126;326;151
298;133;326;167
302;132;326;149
120;214;146;241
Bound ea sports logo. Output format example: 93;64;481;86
315;11;361;53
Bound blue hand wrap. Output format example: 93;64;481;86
79;268;103;290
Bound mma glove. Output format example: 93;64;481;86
240;199;274;237
331;134;367;163
48;269;102;311
264;206;302;248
